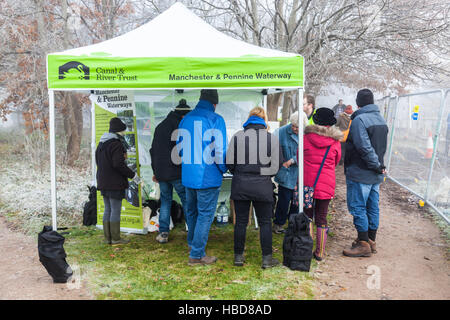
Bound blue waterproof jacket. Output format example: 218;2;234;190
344;104;388;185
274;123;299;190
178;100;227;189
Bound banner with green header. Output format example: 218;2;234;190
92;90;145;234
47;55;303;89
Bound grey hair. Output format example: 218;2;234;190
290;111;299;126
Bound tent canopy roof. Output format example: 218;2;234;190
55;2;296;59
47;2;303;89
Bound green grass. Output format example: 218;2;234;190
64;223;316;300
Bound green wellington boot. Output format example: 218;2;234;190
103;221;111;244
110;222;130;245
262;254;280;269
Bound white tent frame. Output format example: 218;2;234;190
46;3;305;231
48;87;304;231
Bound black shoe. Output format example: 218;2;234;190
234;254;245;267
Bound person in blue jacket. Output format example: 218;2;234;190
272;112;300;234
177;89;227;266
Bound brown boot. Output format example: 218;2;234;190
343;240;372;257
368;239;377;253
351;238;377;253
188;255;218;266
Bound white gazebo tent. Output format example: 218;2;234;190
46;2;305;231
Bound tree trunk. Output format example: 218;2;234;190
281;91;294;126
267;92;283;121
61;93;83;166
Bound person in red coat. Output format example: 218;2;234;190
303;108;343;261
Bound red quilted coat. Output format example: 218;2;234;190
303;125;343;199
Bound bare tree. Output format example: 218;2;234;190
189;0;450;104
2;0;449;156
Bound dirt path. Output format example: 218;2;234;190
313;166;450;300
0;217;92;300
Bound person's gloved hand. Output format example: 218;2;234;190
375;165;386;174
132;173;142;185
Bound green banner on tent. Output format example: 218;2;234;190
47;55;303;89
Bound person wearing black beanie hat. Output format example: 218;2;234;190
178;88;227;265
356;89;374;108
343;88;388;258
96;117;140;246
150;98;191;244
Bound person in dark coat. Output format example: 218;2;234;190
343;89;388;258
96;117;139;245
150;99;191;243
226;107;284;269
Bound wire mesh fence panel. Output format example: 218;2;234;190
376;96;390;121
378;97;398;169
426;90;450;217
388;91;443;199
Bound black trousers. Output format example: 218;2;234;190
234;200;273;256
273;185;299;226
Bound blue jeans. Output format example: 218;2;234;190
158;179;187;233
346;178;380;232
185;187;221;259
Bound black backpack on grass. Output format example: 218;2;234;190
282;212;314;272
82;185;97;226
38;226;73;283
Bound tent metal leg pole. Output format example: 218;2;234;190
263;93;267;112
91;101;96;186
49;90;57;231
298;88;304;214
252;206;259;229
